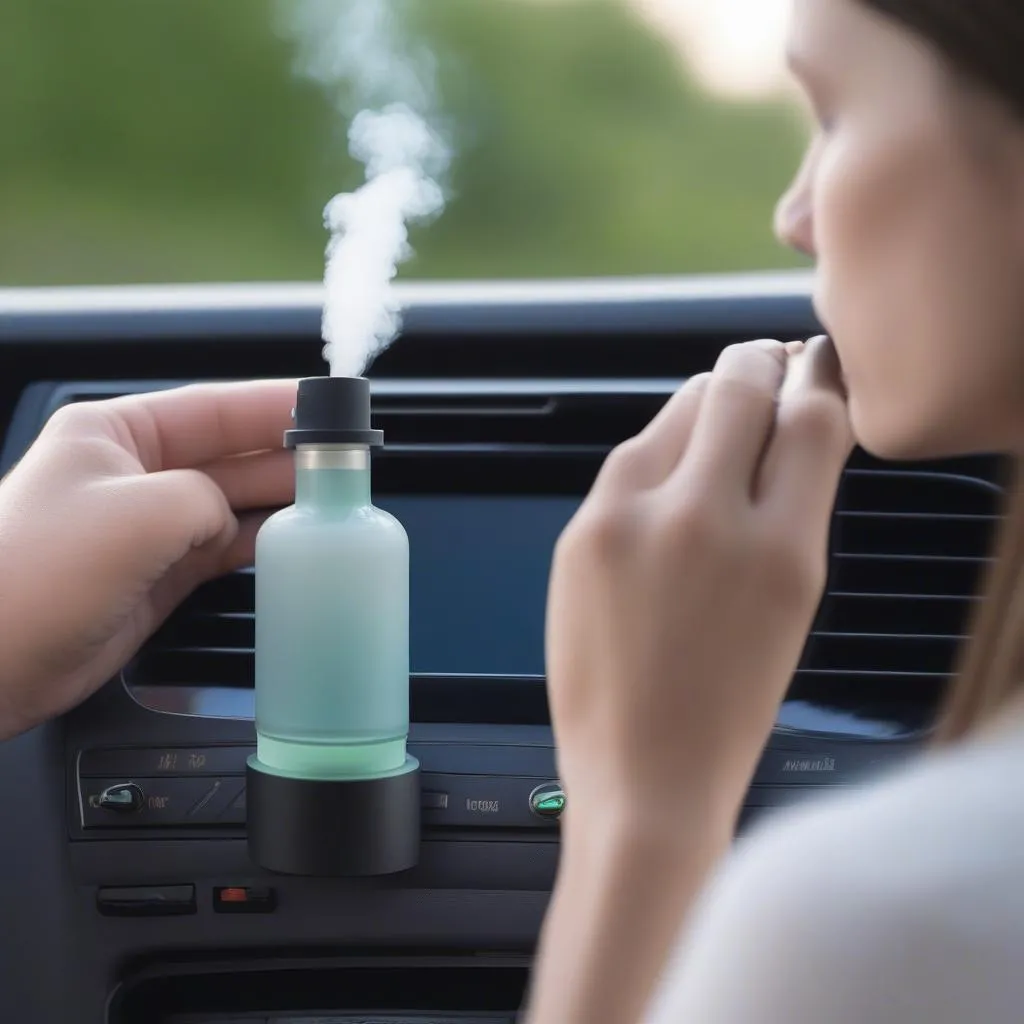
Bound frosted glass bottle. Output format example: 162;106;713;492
253;444;411;780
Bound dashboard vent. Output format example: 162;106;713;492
133;453;1004;716
10;378;672;460
139;568;255;688
26;379;1003;725
791;454;1003;724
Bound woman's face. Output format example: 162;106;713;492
776;0;1024;459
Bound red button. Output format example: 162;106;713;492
213;886;275;913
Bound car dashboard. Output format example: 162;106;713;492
0;276;1004;1023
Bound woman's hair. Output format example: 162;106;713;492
853;1;1024;742
861;2;1024;114
937;475;1024;742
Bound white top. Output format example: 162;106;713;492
645;715;1024;1023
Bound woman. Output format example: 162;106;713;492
0;0;1021;1020
529;2;1024;1021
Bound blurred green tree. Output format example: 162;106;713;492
0;0;809;285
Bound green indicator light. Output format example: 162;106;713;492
529;785;566;819
535;794;565;815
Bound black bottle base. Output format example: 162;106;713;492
246;757;421;877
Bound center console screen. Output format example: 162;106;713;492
377;494;581;677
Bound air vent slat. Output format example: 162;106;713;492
831;554;988;596
833;512;995;558
138;649;252;687
373;391;666;447
150;613;253;652
838;469;1000;515
805;633;960;674
187;571;253;614
817;594;976;637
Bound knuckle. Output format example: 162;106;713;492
660;496;731;552
558;500;639;564
43;401;105;439
583;506;638;559
597;437;650;488
783;391;850;446
666;372;713;411
638;372;711;439
684;371;712;394
710;340;787;397
716;338;786;372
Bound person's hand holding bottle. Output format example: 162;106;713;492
0;382;296;740
529;336;853;1024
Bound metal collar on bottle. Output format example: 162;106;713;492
295;445;370;471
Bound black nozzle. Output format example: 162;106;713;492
283;376;383;448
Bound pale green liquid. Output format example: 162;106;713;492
253;459;411;780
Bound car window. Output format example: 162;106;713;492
0;0;809;285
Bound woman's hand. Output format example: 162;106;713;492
0;380;296;740
547;335;851;826
529;336;852;1024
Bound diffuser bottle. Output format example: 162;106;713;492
247;376;420;876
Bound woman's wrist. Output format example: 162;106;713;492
526;800;734;1024
561;775;745;862
561;796;731;868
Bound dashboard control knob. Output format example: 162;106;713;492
94;782;145;813
529;782;566;820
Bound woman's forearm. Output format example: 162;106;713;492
525;807;733;1024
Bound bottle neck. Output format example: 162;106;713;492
294;445;371;509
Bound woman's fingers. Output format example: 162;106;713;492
596;373;711;492
760;335;853;529
664;340;788;501
105;379;298;472
598;340;813;499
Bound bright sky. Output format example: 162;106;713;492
527;0;796;100
630;0;793;98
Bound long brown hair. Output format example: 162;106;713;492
855;1;1024;742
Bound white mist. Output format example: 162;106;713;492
280;0;451;376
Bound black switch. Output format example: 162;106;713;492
97;884;196;917
94;782;145;813
81;776;244;828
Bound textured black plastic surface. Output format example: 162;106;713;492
110;956;531;1023
246;762;421;876
284;375;384;447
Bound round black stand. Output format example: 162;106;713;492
246;758;421;876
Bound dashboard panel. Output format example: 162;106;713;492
0;277;1001;1023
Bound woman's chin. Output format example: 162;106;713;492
848;401;925;461
851;404;990;463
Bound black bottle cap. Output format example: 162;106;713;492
283;376;384;448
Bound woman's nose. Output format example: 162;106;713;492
774;180;815;259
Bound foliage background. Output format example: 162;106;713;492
0;0;810;285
